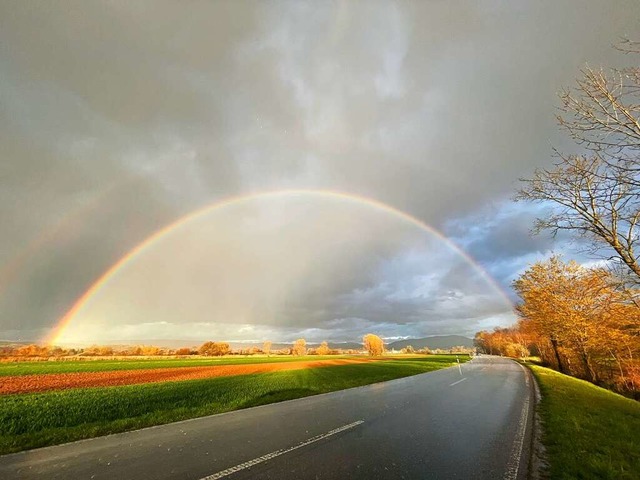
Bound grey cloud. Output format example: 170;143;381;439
445;200;602;295
1;1;637;343
50;199;514;344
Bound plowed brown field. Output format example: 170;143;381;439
0;359;376;395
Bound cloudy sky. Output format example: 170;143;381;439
1;1;638;345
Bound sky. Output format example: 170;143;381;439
1;1;638;345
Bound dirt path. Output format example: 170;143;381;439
0;358;376;395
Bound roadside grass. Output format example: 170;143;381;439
0;355;355;377
528;364;640;480
0;355;466;454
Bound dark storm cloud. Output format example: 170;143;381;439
444;200;600;296
445;201;558;266
1;0;638;342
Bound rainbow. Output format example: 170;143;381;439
46;189;512;345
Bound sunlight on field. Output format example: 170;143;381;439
0;355;466;454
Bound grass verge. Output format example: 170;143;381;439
0;355;466;454
527;364;640;480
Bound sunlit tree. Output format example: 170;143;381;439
198;341;230;356
514;256;607;380
292;338;307;356
316;341;330;355
363;334;384;356
509;255;639;391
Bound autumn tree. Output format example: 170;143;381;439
514;256;605;379
474;331;492;354
263;341;272;357
16;344;46;357
198;341;230;356
292;338;307;356
517;41;640;283
475;328;533;358
512;255;640;387
597;299;640;391
316;341;330;355
141;345;163;356
363;334;384;356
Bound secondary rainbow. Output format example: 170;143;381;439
46;189;513;345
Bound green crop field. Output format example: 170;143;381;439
528;364;640;480
0;355;352;377
0;355;467;454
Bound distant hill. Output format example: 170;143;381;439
387;335;473;350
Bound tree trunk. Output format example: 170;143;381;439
580;349;597;383
550;337;566;374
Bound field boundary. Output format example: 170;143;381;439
0;358;379;395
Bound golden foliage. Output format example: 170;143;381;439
198;341;230;356
363;334;384;356
292;338;307;356
316;341;330;355
477;256;640;395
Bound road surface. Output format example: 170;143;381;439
0;356;534;479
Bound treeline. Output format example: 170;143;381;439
0;335;474;359
475;256;640;396
0;344;193;358
396;345;472;355
196;339;360;356
0;338;365;359
0;334;406;359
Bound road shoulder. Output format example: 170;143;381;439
520;361;549;480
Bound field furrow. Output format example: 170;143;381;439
0;358;374;395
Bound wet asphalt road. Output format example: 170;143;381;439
0;356;534;480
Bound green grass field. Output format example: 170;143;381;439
0;355;352;377
0;355;466;454
528;364;640;480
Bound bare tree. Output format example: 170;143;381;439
557;66;640;162
518;40;640;282
517;155;640;278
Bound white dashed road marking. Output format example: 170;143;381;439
199;420;364;480
449;378;467;387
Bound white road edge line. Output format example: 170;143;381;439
503;363;531;480
199;420;365;480
449;377;467;387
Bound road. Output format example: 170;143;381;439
0;356;534;480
